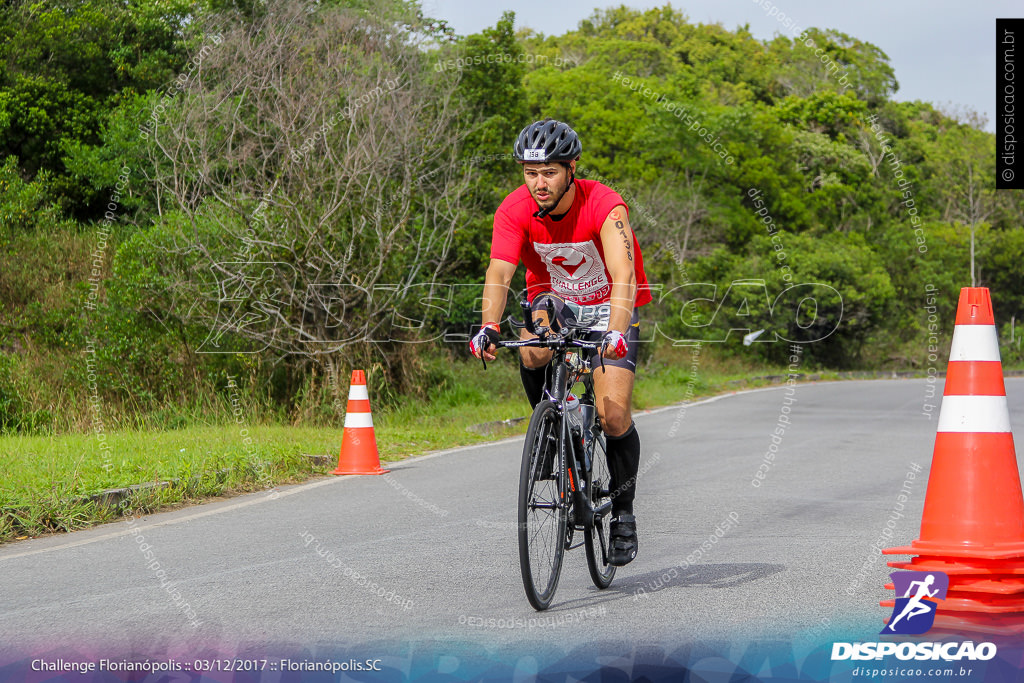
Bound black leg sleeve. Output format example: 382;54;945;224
519;361;547;410
606;422;641;516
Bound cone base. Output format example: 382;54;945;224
887;555;1024;575
885;577;1024;595
882;594;1024;614
949;577;1024;595
885;541;1024;560
884;613;1024;636
929;613;1024;636
332;467;389;476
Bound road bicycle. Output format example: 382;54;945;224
490;295;617;610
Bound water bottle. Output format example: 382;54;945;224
566;394;590;477
565;393;582;430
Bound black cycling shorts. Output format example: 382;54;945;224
528;293;641;372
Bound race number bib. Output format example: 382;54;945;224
567;302;611;332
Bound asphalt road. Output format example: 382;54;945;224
2;378;1022;675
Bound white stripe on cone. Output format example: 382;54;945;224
937;395;1011;433
348;384;369;400
949;325;1001;362
344;412;374;429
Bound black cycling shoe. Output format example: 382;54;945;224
608;514;638;566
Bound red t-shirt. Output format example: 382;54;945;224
491;178;652;307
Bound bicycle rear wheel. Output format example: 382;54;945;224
584;430;616;588
518;401;567;610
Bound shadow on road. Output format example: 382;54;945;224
545;562;786;613
623;562;786;596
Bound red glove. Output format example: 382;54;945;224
470;322;501;358
600;329;628;359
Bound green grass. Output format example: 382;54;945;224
0;344;813;542
0;425;336;538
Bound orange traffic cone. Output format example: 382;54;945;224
332;370;389;476
883;287;1024;634
886;287;1024;559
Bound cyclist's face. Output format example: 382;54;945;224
523;162;572;211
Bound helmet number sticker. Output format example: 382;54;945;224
523;148;546;161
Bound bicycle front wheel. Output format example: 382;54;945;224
584;430;616;588
518;400;567;610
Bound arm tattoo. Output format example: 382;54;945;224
615;220;633;262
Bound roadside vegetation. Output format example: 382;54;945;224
1;0;1021;541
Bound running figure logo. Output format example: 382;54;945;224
882;571;948;635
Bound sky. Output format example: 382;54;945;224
420;0;1014;132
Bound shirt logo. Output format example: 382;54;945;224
532;241;610;302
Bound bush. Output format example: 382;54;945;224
0;354;24;433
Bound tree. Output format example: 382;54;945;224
0;0;194;217
683;232;895;366
770;28;897;104
922;118;996;287
442;11;530;281
127;0;470;395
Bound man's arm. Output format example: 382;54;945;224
478;258;517;360
599;204;637;345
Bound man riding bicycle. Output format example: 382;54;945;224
470;118;652;566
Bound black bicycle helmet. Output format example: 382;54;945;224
513;119;582;163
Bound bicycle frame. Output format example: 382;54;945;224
498;297;611;540
492;294;619;607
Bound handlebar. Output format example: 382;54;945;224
479;290;607;371
491;330;606;373
496;337;604;351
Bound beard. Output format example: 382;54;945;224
530;179;568;211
